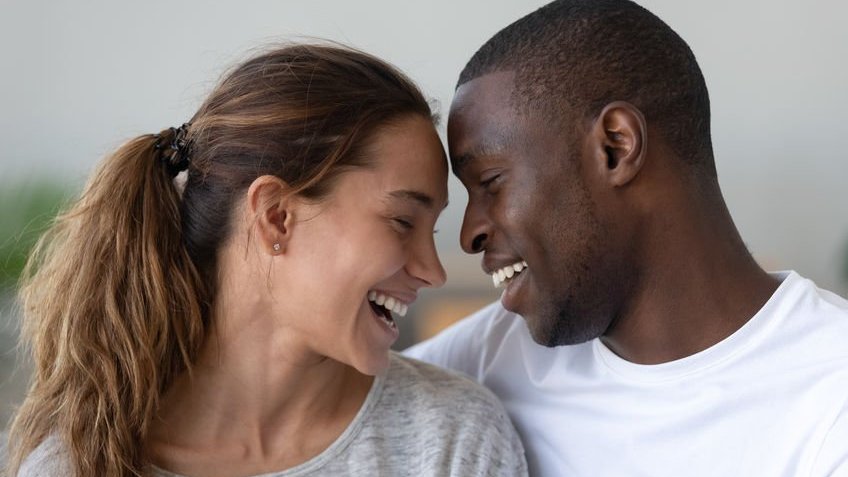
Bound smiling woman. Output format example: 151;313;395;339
6;43;527;477
258;114;449;375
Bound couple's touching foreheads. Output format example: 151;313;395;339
7;0;848;476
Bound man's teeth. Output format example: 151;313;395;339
492;261;528;288
367;291;408;317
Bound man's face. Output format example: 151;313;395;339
448;72;625;346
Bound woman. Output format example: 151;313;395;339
6;43;527;477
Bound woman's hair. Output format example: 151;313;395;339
6;43;434;477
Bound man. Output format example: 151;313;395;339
406;0;848;475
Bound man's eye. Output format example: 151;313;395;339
480;173;502;189
392;218;414;230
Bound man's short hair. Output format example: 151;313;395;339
459;0;714;173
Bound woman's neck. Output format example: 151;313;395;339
147;295;374;476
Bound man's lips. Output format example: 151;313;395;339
483;255;528;289
482;254;526;276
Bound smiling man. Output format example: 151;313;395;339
406;0;848;475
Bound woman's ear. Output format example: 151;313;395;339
587;101;647;187
246;175;295;255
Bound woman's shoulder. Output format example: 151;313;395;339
16;434;72;477
381;352;519;441
384;351;504;410
370;352;527;475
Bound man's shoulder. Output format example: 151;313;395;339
782;271;848;315
808;277;848;319
779;272;848;356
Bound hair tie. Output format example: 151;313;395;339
154;123;192;176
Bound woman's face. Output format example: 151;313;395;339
275;114;448;375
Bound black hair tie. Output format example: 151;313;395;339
154;123;192;177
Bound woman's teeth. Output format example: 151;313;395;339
492;260;528;288
368;291;409;317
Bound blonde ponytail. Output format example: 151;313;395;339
7;131;208;476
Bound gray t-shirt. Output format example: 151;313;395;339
19;353;528;476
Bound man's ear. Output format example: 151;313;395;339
587;101;647;187
246;175;295;255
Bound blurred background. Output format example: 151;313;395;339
1;0;847;431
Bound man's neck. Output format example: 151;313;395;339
601;199;780;365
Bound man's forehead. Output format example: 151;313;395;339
449;71;517;118
448;72;526;171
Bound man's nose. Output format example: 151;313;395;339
460;203;490;254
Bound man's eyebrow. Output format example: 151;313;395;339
451;133;514;175
386;190;448;210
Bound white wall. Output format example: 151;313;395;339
1;0;846;293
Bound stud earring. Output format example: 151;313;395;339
273;243;281;252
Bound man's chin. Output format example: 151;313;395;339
521;311;566;347
521;309;602;348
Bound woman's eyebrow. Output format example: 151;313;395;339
386;189;448;211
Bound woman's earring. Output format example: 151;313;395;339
273;243;281;253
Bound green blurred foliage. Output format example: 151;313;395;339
0;182;72;288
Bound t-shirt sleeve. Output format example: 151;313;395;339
417;366;529;477
16;435;73;477
483;403;530;477
456;398;529;477
811;402;848;476
403;302;504;381
382;356;528;476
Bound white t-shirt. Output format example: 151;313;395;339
406;271;848;476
